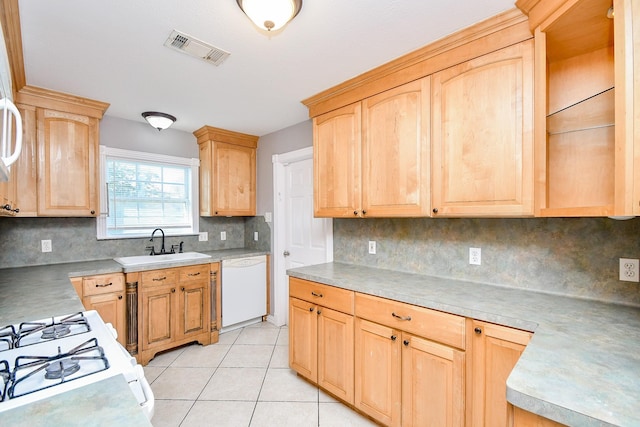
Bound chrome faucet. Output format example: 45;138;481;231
150;228;166;255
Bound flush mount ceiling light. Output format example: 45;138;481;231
237;0;302;32
141;112;176;131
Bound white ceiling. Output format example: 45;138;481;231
17;0;516;137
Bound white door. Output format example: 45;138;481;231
272;147;332;326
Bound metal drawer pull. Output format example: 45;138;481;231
152;276;167;281
95;282;113;288
311;291;323;298
187;272;201;277
391;312;412;321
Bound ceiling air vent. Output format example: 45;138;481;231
164;30;230;66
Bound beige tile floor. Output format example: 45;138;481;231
144;321;378;427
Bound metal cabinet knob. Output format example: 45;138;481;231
171;288;176;293
403;340;410;346
474;327;482;335
362;210;367;215
391;335;397;341
309;307;314;312
353;210;358;216
433;208;438;214
118;295;123;300
283;250;290;257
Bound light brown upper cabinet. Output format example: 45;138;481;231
313;78;431;218
517;0;639;216
12;86;109;217
194;125;258;217
431;40;535;217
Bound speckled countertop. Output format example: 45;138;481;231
0;248;267;424
287;262;640;427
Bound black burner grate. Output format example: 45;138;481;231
8;338;109;399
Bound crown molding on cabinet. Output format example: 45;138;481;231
16;85;110;119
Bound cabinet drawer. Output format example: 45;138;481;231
141;268;178;288
289;277;354;315
179;264;209;282
355;293;465;349
83;273;125;296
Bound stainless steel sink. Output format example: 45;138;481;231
114;252;212;267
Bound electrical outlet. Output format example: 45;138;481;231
254;231;259;241
469;247;481;265
619;258;640;282
41;239;52;253
198;232;208;242
368;241;376;255
264;212;272;223
221;231;227;241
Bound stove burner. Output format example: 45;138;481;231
0;325;16;351
0;360;9;402
15;312;90;347
44;357;80;380
8;338;109;399
41;324;71;340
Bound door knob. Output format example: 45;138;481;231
283;250;290;257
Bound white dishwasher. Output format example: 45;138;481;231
221;255;267;331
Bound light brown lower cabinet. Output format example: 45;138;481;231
138;264;210;365
289;278;354;404
354;302;465;427
469;320;533;427
70;273;126;347
512;407;567;427
288;278;543;427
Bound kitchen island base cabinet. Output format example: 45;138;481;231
138;264;211;365
354;318;465;427
469;320;532;427
288;278;355;404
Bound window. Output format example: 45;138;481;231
97;146;199;239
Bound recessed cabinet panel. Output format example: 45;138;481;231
313;103;362;217
431;40;534;217
37;109;98;216
214;142;255;215
362;78;430;217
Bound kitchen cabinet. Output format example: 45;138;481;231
469;320;532;427
288;277;355;404
12;85;108;217
313;78;430;218
194;125;258;217
354;292;466;427
70;273;127;347
516;0;639;216
431;40;534;217
138;264;210;365
513;407;566;427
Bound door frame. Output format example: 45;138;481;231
271;146;333;326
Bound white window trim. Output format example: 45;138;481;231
97;145;200;240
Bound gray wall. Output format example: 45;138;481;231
101;115;199;158
256;120;313;215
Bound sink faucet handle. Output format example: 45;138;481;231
170;244;178;254
145;245;156;256
179;241;184;253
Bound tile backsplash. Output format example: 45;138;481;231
0;216;257;268
333;217;640;306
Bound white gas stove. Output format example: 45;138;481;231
0;311;154;420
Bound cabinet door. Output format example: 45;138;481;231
401;333;465;427
317;306;354;404
13;105;37;216
140;286;175;351
177;281;209;339
199;140;213;216
355;318;401;427
289;297;318;381
470;321;532;427
313;103;362;217
37;108;98;216
83;292;126;347
213;142;256;216
432;40;534;217
362;77;431;217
